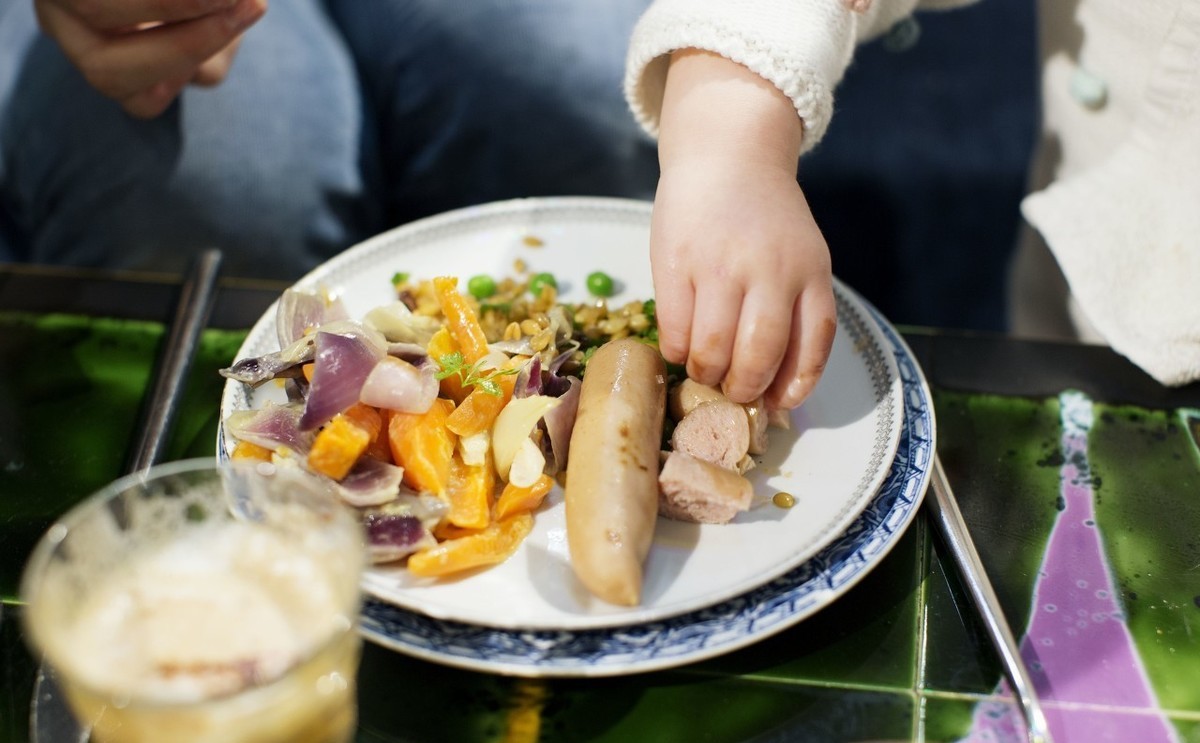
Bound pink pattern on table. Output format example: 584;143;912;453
957;392;1178;743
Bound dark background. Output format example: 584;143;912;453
804;0;1039;332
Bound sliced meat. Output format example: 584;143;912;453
668;378;725;421
670;379;770;456
670;399;750;471
658;451;753;524
743;396;770;455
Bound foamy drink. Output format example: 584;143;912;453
21;459;366;743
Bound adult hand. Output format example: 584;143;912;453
652;49;837;410
35;0;267;118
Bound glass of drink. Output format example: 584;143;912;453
20;458;367;743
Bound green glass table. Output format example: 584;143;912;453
2;264;1198;743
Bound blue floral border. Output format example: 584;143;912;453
358;304;934;677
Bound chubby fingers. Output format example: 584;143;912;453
685;280;743;387
720;287;792;404
648;218;694;366
652;276;694;367
765;284;837;410
37;0;264;115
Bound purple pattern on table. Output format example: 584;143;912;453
959;392;1179;743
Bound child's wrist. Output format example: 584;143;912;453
658;49;803;175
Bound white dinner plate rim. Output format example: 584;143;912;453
217;196;903;629
356;304;935;676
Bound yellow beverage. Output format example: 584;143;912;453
21;460;366;743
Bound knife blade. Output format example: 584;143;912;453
927;453;1053;743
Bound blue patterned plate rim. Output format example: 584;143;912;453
358;297;935;677
218;197;905;631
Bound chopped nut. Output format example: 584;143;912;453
530;329;554;352
532;285;557;311
599;316;629;334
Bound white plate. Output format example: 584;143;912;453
218;197;903;630
356;304;934;676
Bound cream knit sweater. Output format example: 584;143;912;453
625;0;1200;387
624;0;973;154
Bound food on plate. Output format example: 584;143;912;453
564;338;667;607
658;450;754;524
655;378;782;525
221;274;583;574
669;378;769;457
670;398;751;473
220;268;782;587
221;272;664;579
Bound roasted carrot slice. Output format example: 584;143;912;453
432;522;485;541
308;414;372;480
388;398;457;496
406;512;533;578
493;474;555;521
231;440;273;462
445;374;517;437
432;276;489;364
364;406;395;464
427;327;468;404
445;452;496;530
342;402;383;443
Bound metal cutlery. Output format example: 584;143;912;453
928;453;1053;743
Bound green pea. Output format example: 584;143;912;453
467;274;497;299
586;271;615;297
529;272;557;297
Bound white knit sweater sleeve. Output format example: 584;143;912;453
624;0;961;153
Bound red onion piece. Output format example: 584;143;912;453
275;289;348;347
358;356;438;413
514;355;543;399
300;330;384;430
224;403;314;454
219;334;316;387
332;456;406;507
542;376;580;471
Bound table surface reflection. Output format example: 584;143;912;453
1;264;1198;743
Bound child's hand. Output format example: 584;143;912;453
652;50;836;410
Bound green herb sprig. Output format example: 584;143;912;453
434;352;519;396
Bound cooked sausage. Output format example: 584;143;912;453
668;378;724;421
670;379;769;455
565;338;667;606
670;399;750;471
658;451;753;524
743;396;770;455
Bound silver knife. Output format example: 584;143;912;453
123;249;224;473
928;453;1052;743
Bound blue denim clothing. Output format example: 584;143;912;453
322;0;660;230
0;1;1035;332
0;0;657;280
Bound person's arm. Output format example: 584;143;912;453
34;0;265;118
626;0;934;408
652;49;834;410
